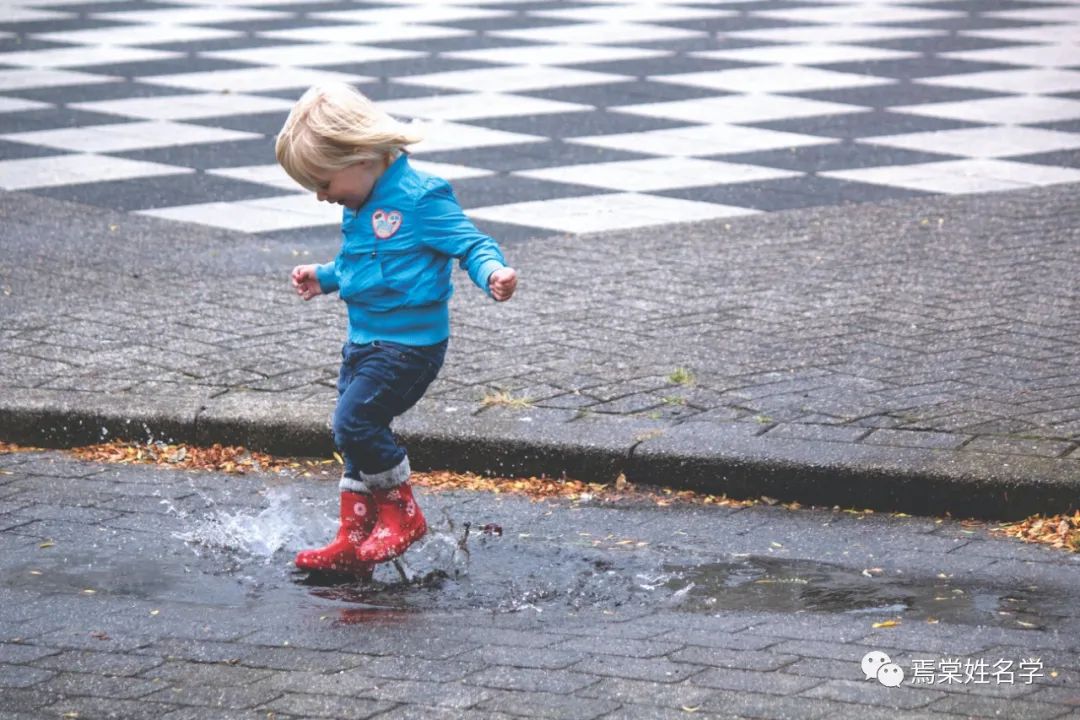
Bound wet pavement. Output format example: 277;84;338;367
3;449;1080;719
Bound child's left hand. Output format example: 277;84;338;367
489;267;517;302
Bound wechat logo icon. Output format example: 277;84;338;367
862;651;905;687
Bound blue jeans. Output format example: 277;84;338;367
332;339;446;491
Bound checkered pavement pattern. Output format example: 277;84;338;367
1;0;1080;242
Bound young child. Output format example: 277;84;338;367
275;82;517;577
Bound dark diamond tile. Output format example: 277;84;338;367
1007;148;1080;169
657;175;928;211
466;110;692;138
1054;91;1080;101
877;16;1058;32
0;38;70;52
470;216;558;244
372;35;539;54
0;18;120;33
433;15;576;32
747;109;982;140
657;16;802;34
111;137;275;169
710;142;960;172
209;17;342;33
818;57;1020;80
148;37;288;54
521;80;717;109
1032;119;1080;134
320;57;494;80
244;1;354;12
417;139;654;172
0;139;67;161
447;173;603;208
188;111;290;136
29;172;285;211
573;54;755;76
0;107;125;134
863;35;1033;53
92;56;253;79
925;0;1065;10
4;80;197;104
794;81;1009;109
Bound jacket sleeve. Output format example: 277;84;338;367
417;180;505;296
315;261;339;295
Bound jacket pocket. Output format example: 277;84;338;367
337;251;384;301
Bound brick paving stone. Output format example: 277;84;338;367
464;666;601;694
144;683;286;711
46;697;182;720
576;677;717;709
801;679;946;709
569;655;704;684
0;663;55;688
670;646;800;672
473;688;621;720
926;694;1072;719
260;692;395;719
692;668;825;695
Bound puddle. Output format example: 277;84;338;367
7;485;1069;631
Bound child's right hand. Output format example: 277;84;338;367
291;264;323;301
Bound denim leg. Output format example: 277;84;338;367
332;340;445;491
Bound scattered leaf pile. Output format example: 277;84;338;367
415;469;755;507
0;441;36;453
994;512;1080;552
68;441;333;477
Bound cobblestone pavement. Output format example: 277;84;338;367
1;0;1080;242
2;449;1080;719
2;180;1078;516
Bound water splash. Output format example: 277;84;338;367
175;488;329;560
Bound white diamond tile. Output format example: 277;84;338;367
823;160;1080;194
443;44;671;67
530;4;729;23
70;93;296;120
381;93;589;121
0;69;118;91
919;69;1080;95
141;67;373;93
407;159;493;181
139;193;342;232
517;157;799;191
0;46;182;69
942;44;1080;69
93;7;288;24
894;96;1080;125
728;25;945;44
569;124;836;157
202;44;423;67
0;154;191;190
410;120;545;153
863;126;1080;158
150;0;314;5
614;94;866;124
694;44;918;66
311;5;512;23
468;193;757;234
16;0;126;5
491;22;706;45
398;66;630;93
655;66;892;93
0;97;51;113
752;5;962;24
262;24;472;44
963;26;1080;45
0;7;72;21
32;25;242;46
207;164;298;191
1;121;261;153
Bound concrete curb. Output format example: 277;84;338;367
2;388;1076;521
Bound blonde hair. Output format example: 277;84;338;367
275;82;423;191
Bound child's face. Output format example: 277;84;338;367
313;158;384;210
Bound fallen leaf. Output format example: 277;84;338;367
39;541;55;549
681;706;701;713
872;620;900;629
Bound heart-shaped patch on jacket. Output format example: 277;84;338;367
372;209;402;239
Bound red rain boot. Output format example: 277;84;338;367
295;491;377;578
355;483;427;564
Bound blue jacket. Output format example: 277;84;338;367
315;154;506;346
